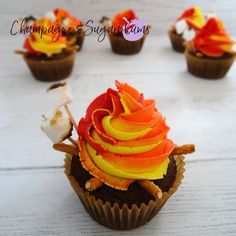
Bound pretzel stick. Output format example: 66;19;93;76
172;144;195;155
14;50;28;55
53;143;79;155
67;137;78;146
64;104;78;134
85;177;104;191
138;180;163;199
66;45;79;53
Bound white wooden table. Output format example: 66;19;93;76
1;34;236;236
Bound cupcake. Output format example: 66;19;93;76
185;17;235;79
168;7;204;53
101;9;148;55
41;81;195;230
15;18;77;81
52;8;84;51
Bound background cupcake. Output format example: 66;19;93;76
168;7;204;53
185;17;235;79
102;9;148;55
16;18;77;81
41;81;195;230
53;8;84;51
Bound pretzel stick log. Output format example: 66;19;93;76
138;180;163;199
172;144;195;155
53;143;79;155
67;137;78;147
85;177;103;191
14;50;28;55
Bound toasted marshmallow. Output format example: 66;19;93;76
183;28;195;41
41;108;72;143
44;11;56;22
175;19;188;35
47;82;72;107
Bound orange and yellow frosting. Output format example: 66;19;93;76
78;81;174;190
112;9;137;30
24;18;67;56
192;18;235;57
177;7;204;30
54;8;82;31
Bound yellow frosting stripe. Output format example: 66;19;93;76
29;38;67;57
102;115;152;141
87;143;170;180
92;130;162;154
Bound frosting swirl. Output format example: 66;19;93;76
112;9;137;31
54;8;82;32
176;6;204;30
24;18;67;56
78;81;174;190
192;17;235;57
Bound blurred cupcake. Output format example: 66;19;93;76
16;18;77;81
52;8;84;51
101;9;148;55
41;81;195;230
185;17;235;79
168;7;204;52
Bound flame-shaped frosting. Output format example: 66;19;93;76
54;8;82;30
112;9;137;31
177;7;204;30
192;18;235;57
24;18;67;56
78;81;174;190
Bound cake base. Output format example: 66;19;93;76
64;154;185;230
185;49;235;79
168;30;185;53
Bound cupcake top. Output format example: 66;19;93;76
174;7;204;40
112;9;137;32
23;18;67;57
191;17;235;57
78;81;174;190
53;8;83;32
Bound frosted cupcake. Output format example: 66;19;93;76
41;81;195;230
52;8;84;51
101;9;148;55
185;17;235;79
15;18;77;81
168;7;204;52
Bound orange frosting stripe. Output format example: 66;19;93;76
193;18;234;57
177;6;204;30
78;81;174;190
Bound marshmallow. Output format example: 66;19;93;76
62;18;70;27
41;108;73;143
205;12;216;20
44;11;56;22
47;82;73;107
183;28;195;41
175;19;188;35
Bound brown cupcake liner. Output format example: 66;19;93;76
185;49;235;79
108;33;146;55
64;154;185;230
23;51;76;82
168;30;185;53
